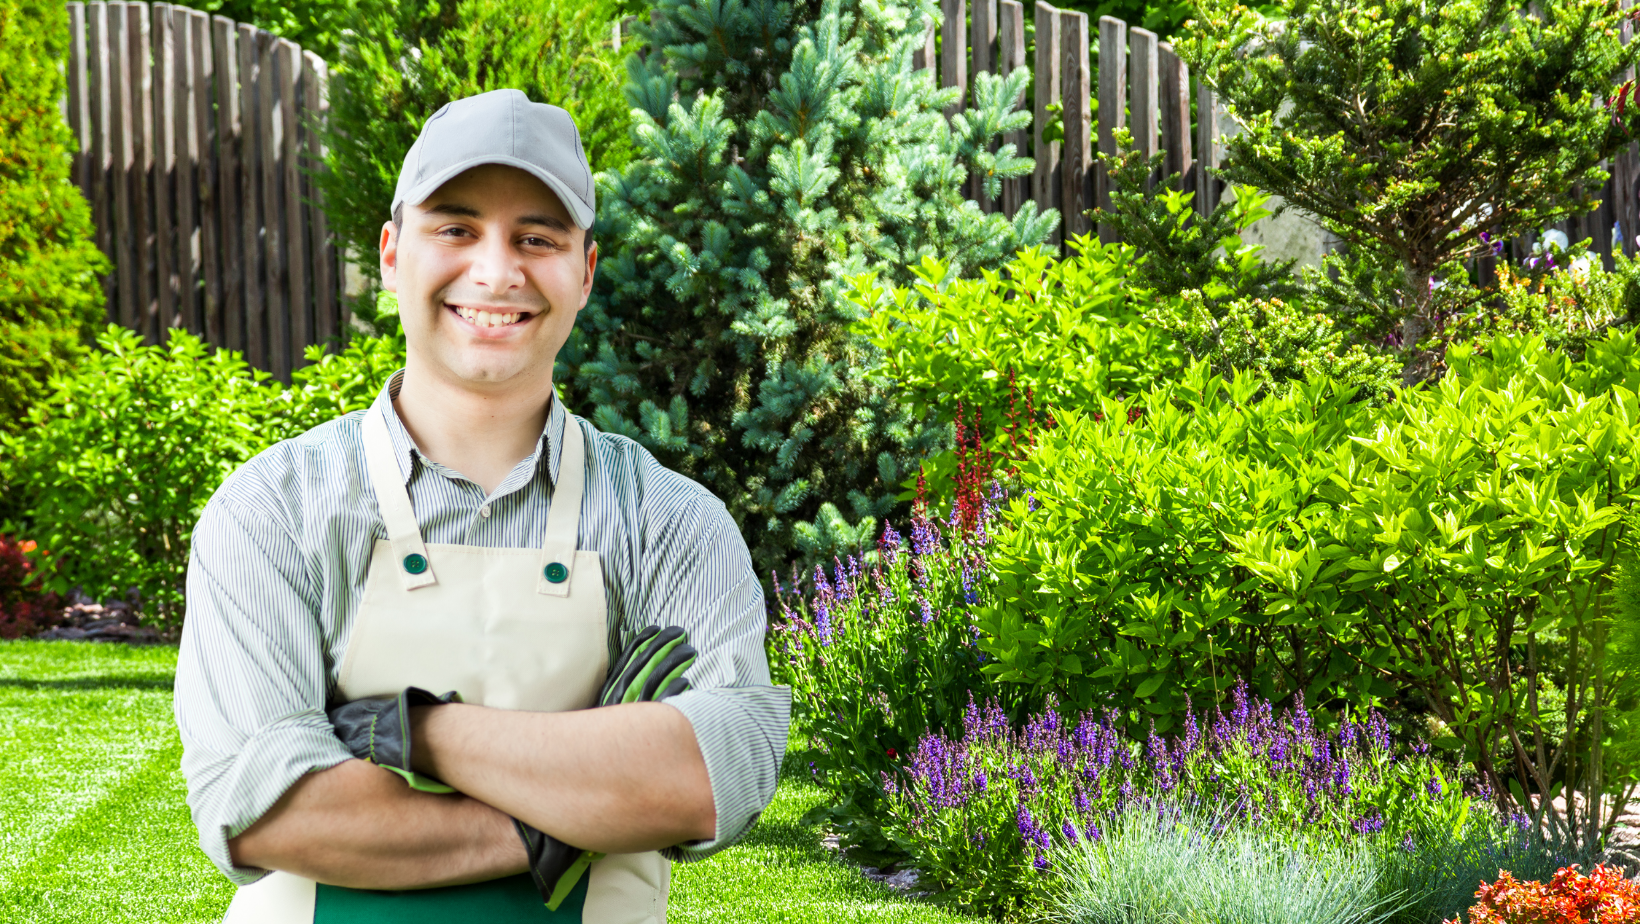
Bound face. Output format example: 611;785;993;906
380;163;596;392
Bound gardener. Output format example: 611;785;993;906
174;88;789;922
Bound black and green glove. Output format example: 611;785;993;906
519;625;698;910
327;686;462;794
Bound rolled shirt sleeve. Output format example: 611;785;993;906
631;484;791;861
176;488;353;885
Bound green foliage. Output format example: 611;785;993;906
976;332;1640;852
850;242;1179;445
1092;134;1398;399
1158;291;1400;400
1179;0;1640;380
565;0;1057;575
1447;252;1640;364
0;326;403;627
1095;132;1302;311
317;0;636;306
0;0;109;437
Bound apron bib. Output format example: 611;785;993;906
222;406;668;923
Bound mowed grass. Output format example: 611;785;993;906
0;641;982;924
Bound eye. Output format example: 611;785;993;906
435;225;474;239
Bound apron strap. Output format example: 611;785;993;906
362;404;439;591
538;414;587;598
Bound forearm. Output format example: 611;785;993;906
412;702;715;853
228;758;528;889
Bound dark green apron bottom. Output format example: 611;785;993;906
314;871;587;922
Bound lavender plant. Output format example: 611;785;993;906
884;682;1539;918
770;482;1028;858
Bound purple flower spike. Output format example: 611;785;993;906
1426;777;1442;799
1062;820;1079;844
879;522;902;566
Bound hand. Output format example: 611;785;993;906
328;687;463;793
518;626;698;909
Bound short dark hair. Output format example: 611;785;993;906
392;202;593;252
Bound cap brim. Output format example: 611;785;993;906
393;154;595;229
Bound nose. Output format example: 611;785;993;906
465;226;526;294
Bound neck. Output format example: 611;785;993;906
393;357;555;495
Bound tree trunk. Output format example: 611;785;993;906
1399;262;1438;385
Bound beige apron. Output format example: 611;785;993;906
223;405;669;923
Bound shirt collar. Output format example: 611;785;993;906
369;369;566;491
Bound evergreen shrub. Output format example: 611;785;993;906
565;0;1057;574
0;327;403;628
318;0;636;327
0;0;109;436
1179;0;1640;382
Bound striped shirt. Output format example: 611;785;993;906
175;370;791;885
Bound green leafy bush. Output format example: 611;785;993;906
977;332;1640;852
0;0;109;437
318;0;636;319
850;243;1177;439
0;326;403;627
565;0;1057;575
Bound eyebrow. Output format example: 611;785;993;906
425;202;572;234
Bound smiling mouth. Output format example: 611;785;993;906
448;304;533;328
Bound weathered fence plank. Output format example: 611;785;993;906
129;3;154;339
190;9;220;345
279;39;308;374
87;2;114;315
941;0;966;118
213;15;242;352
68;4;89;194
257;31;287;379
999;0;1026;218
1033;2;1062;247
153;4;178;335
1095;15;1124;242
1062;11;1092;240
305;50;337;344
1129;26;1158;190
912;14;935;71
239;22;265;369
1159;43;1190;192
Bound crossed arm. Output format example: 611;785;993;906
228;701;714;889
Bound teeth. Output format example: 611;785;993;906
452;307;525;327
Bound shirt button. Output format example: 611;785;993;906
480;505;491;518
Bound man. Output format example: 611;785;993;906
175;89;790;922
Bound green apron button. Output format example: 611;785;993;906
544;562;569;583
403;553;428;575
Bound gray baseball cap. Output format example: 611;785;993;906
391;89;595;229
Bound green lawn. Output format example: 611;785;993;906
0;640;981;924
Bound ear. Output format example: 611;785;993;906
380;221;400;292
579;239;598;309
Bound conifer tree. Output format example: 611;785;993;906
564;0;1056;573
1181;0;1640;382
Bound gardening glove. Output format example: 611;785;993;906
327;686;463;794
518;625;698;910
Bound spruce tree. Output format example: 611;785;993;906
564;0;1056;575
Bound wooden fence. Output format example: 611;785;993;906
63;1;341;381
